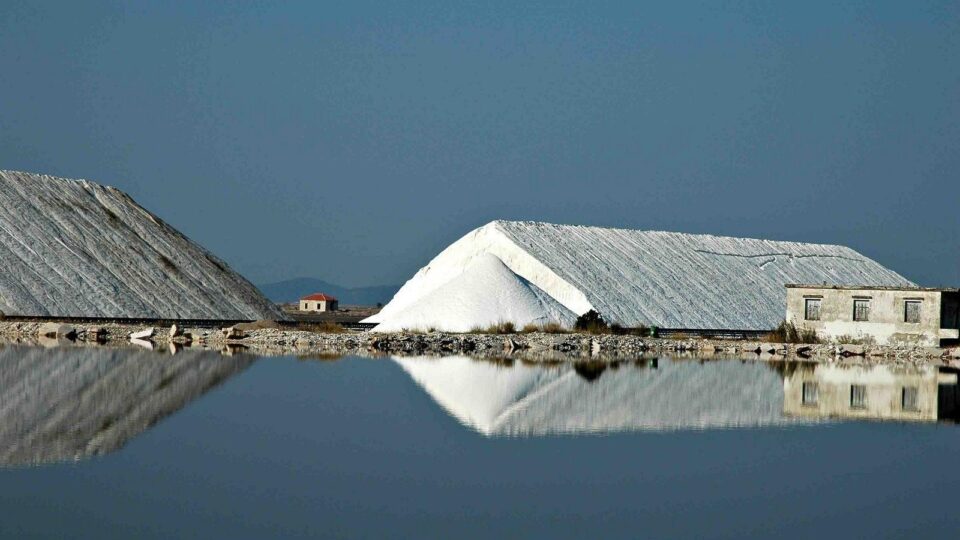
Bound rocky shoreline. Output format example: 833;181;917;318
2;320;959;366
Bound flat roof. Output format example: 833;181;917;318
785;284;960;293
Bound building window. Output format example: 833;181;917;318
802;382;819;406
850;385;867;409
904;300;922;324
853;299;870;322
902;387;919;411
804;298;821;321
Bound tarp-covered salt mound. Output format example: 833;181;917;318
0;170;280;319
367;220;912;331
394;356;807;436
372;253;575;332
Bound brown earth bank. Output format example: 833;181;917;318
278;304;380;323
1;320;959;366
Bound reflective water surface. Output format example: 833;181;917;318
1;346;959;538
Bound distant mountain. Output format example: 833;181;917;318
257;278;400;306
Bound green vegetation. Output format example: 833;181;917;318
571;311;651;335
574;310;609;334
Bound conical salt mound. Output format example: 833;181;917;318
372;253;575;332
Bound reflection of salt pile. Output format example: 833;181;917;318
373;254;574;332
394;356;803;436
368;220;911;332
0;346;254;467
0;170;280;319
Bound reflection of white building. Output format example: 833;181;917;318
393;356;805;436
783;363;960;422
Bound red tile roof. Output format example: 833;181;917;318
302;293;338;302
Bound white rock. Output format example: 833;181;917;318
129;338;153;350
222;327;246;339
38;323;75;339
130;328;155;340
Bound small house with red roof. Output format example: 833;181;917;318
300;293;338;312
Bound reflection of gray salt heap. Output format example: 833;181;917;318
394;356;800;436
0;346;253;467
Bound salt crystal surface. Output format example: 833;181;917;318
372;253;574;332
0;170;280;319
368;220;912;330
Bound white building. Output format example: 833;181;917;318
785;284;960;347
299;293;338;312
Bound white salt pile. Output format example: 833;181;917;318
372;253;574;333
0;170;279;319
368;220;911;331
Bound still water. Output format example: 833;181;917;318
0;346;958;539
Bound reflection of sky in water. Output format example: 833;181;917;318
1;349;959;538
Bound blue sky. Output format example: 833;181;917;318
1;1;957;287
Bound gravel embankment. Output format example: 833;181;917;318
2;320;959;365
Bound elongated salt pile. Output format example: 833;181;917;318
368;220;911;331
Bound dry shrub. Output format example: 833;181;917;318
540;322;567;334
574;310;609;334
763;321;819;344
610;323;649;336
302;321;348;334
470;321;517;334
833;334;875;345
520;322;569;334
235;320;281;332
